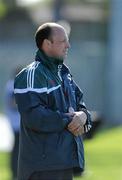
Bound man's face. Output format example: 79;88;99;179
49;27;70;59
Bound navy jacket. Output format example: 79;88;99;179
14;50;92;180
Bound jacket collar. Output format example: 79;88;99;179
35;49;63;72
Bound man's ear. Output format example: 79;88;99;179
43;39;52;47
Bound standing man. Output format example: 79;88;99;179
5;67;21;180
14;22;92;180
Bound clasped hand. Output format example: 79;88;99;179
66;111;87;136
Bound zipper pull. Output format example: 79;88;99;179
58;65;62;81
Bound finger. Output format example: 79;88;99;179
68;125;79;132
68;125;85;136
68;122;80;131
68;118;80;129
71;115;86;127
68;129;79;136
68;123;82;133
76;126;84;135
79;127;84;135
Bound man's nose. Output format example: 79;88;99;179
66;41;70;48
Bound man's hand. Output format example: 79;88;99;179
67;111;87;136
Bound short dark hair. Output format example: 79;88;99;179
35;24;52;49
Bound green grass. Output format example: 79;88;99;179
0;127;122;180
0;2;7;18
76;126;122;180
0;152;11;180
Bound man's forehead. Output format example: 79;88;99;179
52;26;65;33
52;27;67;37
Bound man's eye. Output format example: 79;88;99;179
61;39;69;43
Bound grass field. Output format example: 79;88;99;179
0;126;122;180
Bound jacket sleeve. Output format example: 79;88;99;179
18;92;71;133
75;85;92;133
14;69;71;133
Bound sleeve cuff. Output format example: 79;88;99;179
57;111;72;127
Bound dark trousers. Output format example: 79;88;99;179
28;169;73;180
11;131;19;180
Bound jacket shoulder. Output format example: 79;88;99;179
14;61;46;90
14;66;27;89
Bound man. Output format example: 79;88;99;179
14;22;92;180
5;67;21;180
